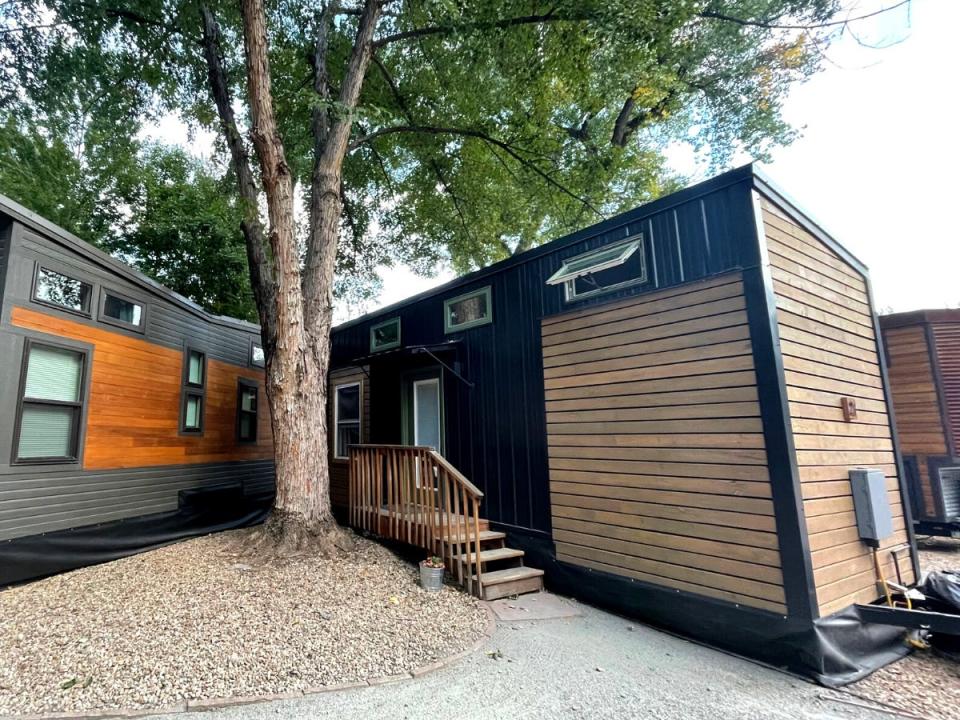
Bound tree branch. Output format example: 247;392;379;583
373;10;595;48
199;5;276;334
350;124;603;216
697;1;910;31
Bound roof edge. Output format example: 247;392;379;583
0;193;261;334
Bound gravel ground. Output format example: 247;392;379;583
151;596;901;720
850;537;960;720
0;529;488;716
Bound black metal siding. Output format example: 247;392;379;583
332;173;760;535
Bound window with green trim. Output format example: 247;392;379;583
370;317;401;352
444;286;492;333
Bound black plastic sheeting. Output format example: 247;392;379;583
542;555;911;687
0;491;271;587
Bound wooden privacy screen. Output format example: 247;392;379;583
883;324;947;518
12;306;273;470
931;322;960;454
542;272;787;614
763;198;915;616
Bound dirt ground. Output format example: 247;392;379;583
849;537;960;720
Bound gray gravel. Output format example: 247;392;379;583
0;529;487;716
849;537;960;720
149;598;902;720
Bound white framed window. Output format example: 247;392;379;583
444;286;492;333
334;382;361;459
547;235;646;302
370;317;401;352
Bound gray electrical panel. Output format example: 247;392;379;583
850;468;894;547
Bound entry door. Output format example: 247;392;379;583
412;378;441;451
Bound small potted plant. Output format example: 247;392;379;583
420;555;445;592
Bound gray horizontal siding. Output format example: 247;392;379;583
8;225;260;366
0;459;275;541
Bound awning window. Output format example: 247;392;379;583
546;238;641;287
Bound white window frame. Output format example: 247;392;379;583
547;235;646;302
333;381;362;460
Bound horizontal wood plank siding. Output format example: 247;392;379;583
544;272;786;613
328;367;369;511
11;306;273;470
763;199;914;616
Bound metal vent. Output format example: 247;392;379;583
939;467;960;519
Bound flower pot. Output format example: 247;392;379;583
420;562;445;592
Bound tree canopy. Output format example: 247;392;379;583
1;0;852;301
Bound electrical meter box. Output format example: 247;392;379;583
849;468;894;547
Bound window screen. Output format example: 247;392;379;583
16;343;86;462
35;267;92;314
335;383;361;458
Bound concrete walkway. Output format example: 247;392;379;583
152;594;901;720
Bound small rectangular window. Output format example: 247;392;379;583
250;342;265;368
181;347;206;433
100;290;144;330
34;267;92;315
334;382;361;459
370;317;401;352
187;350;205;387
14;342;87;463
547;235;647;302
444;286;492;333
237;380;258;443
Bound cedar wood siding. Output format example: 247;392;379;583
762;197;915;616
881;323;946;519
0;201;275;543
328;366;370;513
542;272;786;614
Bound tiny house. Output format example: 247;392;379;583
330;165;919;684
880;309;960;536
0;194;275;585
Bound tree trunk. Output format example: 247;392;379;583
198;0;382;556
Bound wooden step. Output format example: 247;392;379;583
444;529;506;543
458;547;524;564
474;566;544;601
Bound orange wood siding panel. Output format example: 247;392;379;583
882;325;947;456
12;305;273;470
328;367;369;511
931;321;960;455
542;272;786;614
763;199;915;617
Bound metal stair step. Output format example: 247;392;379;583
458;547;524;564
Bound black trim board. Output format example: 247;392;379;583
865;273;922;582
744;190;818;621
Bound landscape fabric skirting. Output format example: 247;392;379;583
545;557;911;687
0;491;271;587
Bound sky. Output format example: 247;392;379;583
146;0;957;319
364;0;960;317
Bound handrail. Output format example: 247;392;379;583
348;444;484;596
428;449;484;499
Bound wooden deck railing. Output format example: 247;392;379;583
348;445;485;596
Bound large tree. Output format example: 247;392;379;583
0;0;895;551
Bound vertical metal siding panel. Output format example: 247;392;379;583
330;181;753;535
